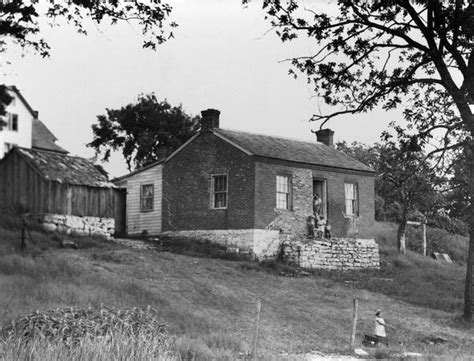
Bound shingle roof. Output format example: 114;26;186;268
213;128;375;173
32;119;68;154
16;147;115;187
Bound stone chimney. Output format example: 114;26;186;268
201;108;220;130
315;129;335;147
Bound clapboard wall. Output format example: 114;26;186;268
115;164;162;235
0;150;117;218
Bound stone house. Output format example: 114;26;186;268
160;109;376;257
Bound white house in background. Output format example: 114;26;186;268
0;86;67;158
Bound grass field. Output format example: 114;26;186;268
0;219;473;359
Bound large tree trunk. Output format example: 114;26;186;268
397;211;407;255
464;139;474;321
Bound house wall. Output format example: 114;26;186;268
0;151;117;219
0;91;33;158
116;165;163;235
163;131;255;231
254;158;375;238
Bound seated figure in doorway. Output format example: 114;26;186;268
307;214;316;237
316;216;326;238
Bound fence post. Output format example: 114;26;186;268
251;299;262;360
422;222;427;257
350;299;358;351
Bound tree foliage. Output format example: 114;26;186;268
337;132;442;254
252;0;474;319
0;0;176;113
88;94;200;171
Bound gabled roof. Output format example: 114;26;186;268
213;128;375;173
8;85;36;116
12;147;115;188
32;119;68;154
113;159;164;184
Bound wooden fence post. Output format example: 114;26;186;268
350;299;358;351
422;222;427;256
251;299;262;360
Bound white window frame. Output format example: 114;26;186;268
211;174;228;209
140;183;154;212
344;182;359;216
276;175;291;210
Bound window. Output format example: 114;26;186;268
276;175;291;210
344;183;359;216
8;113;18;131
140;184;154;212
211;174;227;209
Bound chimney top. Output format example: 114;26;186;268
315;128;335;147
201;108;220;130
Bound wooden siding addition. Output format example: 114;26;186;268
121;165;163;235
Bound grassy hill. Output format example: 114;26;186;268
0;219;473;359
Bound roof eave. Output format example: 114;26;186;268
8;86;36;116
253;155;376;175
112;160;164;183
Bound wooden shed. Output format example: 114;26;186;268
0;147;124;237
113;161;163;236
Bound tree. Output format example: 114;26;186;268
252;0;474;319
337;136;441;254
88;94;200;171
378;128;441;254
0;0;176;110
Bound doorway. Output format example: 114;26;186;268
313;179;327;219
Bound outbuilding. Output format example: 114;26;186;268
0;147;122;238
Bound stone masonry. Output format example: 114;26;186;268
160;229;281;259
282;237;380;270
42;213;115;239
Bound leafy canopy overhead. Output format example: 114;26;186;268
0;0;176;115
0;0;176;56
88;94;200;171
252;1;473;142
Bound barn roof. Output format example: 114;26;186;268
212;128;375;173
15;147;115;188
32;119;69;154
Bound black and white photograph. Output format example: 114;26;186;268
0;0;473;359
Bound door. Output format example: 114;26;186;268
114;188;127;236
313;179;327;219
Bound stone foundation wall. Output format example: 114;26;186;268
160;229;280;259
42;214;115;239
282;238;379;270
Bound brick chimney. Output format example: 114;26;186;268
201;108;220;130
315;129;335;147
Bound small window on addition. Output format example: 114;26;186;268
140;184;154;212
276;175;291;210
211;174;227;209
344;182;359;216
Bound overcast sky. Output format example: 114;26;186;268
3;0;403;177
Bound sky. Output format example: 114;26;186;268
3;0;403;177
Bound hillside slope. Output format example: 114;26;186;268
0;224;473;359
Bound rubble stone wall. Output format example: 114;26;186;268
160;229;281;259
282;238;380;270
42;213;115;239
